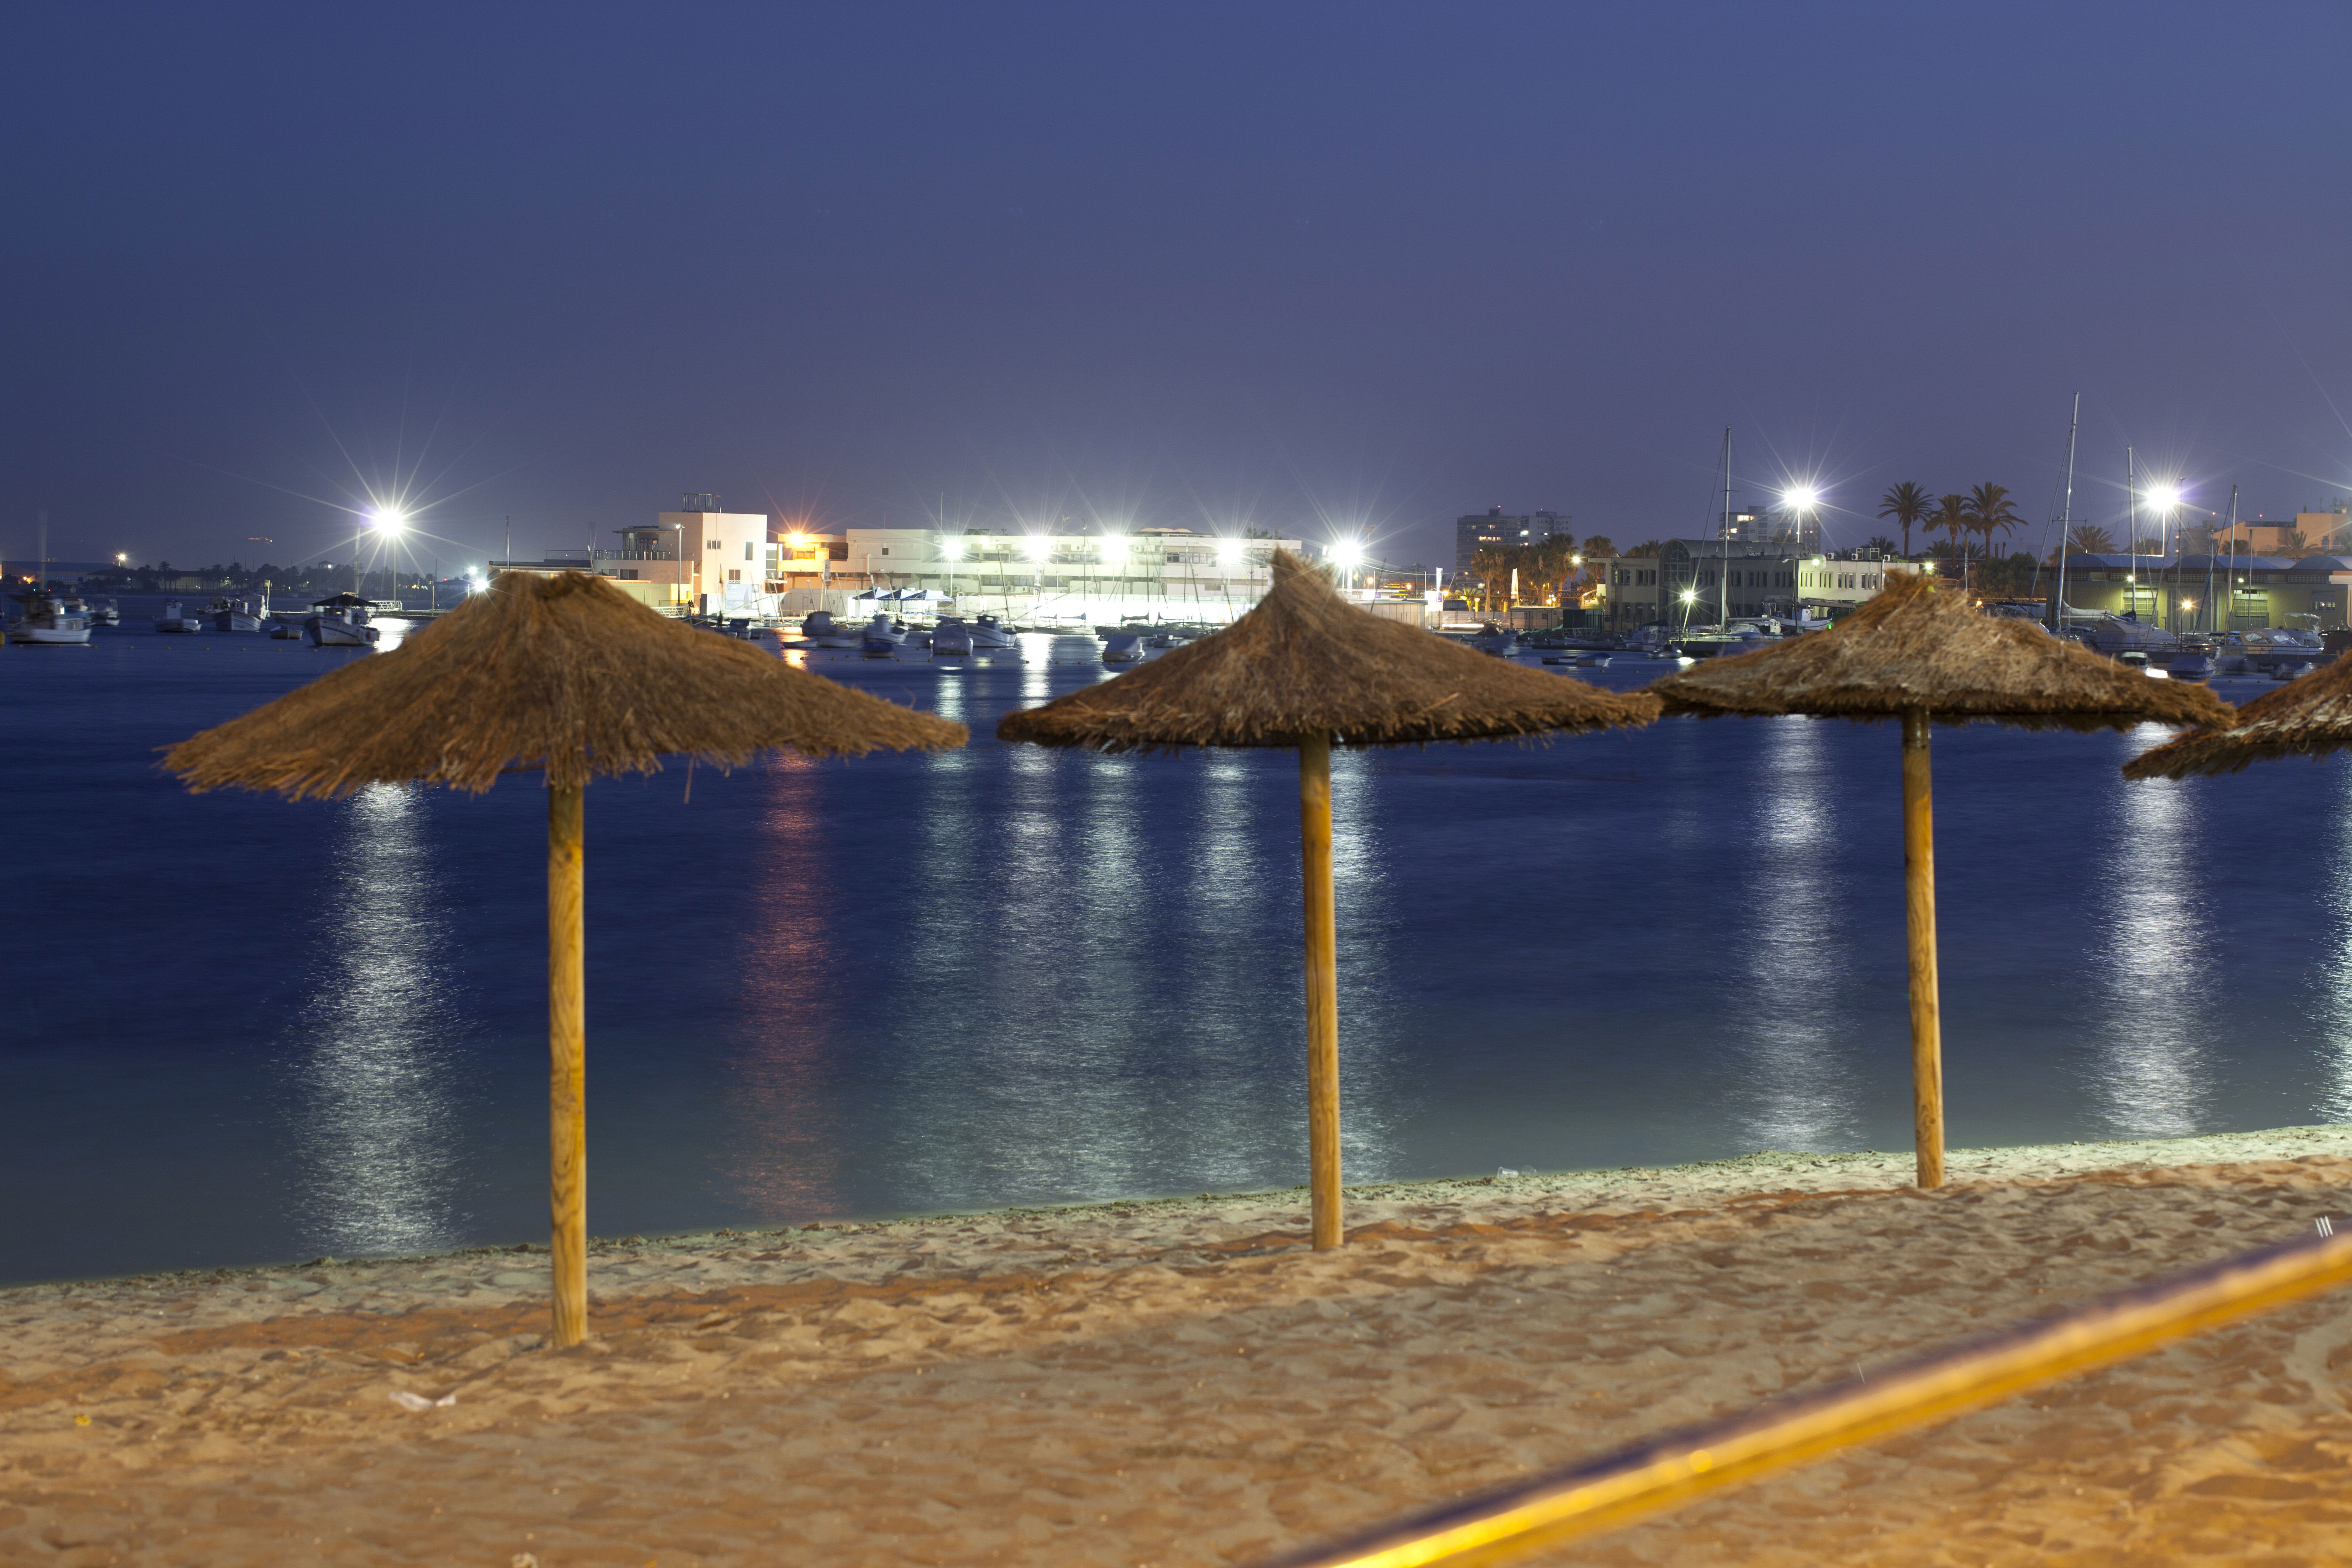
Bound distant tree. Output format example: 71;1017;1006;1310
1580;535;1616;558
1876;481;1935;558
1625;539;1663;558
2063;524;2117;556
2126;536;2169;557
1933;495;1970;555
1864;534;1899;556
1963;483;2024;559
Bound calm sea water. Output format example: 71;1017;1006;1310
6;604;2349;1286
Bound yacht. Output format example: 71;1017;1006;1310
154;600;204;634
1102;632;1144;665
304;593;380;647
6;592;93;645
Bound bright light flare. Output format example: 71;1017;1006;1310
1098;531;1127;558
1022;534;1051;562
1330;540;1365;572
1782;485;1820;511
2146;482;2184;511
938;536;964;562
1217;537;1245;566
367;507;407;534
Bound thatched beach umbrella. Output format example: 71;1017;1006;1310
166;572;965;1345
1648;571;2229;1188
998;550;1658;1249
2121;655;2352;781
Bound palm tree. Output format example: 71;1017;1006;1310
2064;524;2116;556
1934;494;1970;556
1876;482;1934;558
1964;483;2024;559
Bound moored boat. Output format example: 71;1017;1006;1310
154;600;204;633
6;592;93;645
1102;632;1144;665
304;593;379;647
968;614;1018;649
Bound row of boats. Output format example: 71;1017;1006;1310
4;591;390;647
774;611;1208;665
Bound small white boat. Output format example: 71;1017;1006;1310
85;598;121;627
154;600;204;634
304;593;379;647
207;593;268;632
968;614;1019;650
6;593;93;645
932;619;974;657
1103;632;1144;665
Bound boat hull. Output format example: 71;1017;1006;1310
6;622;92;645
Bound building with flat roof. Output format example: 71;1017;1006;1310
1593;540;1893;630
1454;508;1573;577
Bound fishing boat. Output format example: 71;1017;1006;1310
5;592;93;645
1102;632;1144;665
968;614;1018;649
304;593;379;647
932;619;974;657
85;598;120;627
154;600;204;634
207;592;268;632
859;615;906;655
2165;653;2213;682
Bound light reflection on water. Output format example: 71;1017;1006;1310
2086;734;2217;1137
288;782;470;1256
1728;716;1863;1152
2315;759;2352;1122
22;638;2352;1284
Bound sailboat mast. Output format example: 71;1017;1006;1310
1719;427;1731;627
2214;485;2236;634
2053;395;2078;634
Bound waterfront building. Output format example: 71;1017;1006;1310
772;525;1304;624
1592;540;1891;629
2055;554;2352;632
1454;507;1573;577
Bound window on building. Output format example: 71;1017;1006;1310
744;542;753;560
707;538;720;550
727;568;741;582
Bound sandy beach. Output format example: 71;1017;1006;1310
6;1124;2352;1566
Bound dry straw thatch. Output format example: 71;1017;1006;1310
2122;655;2352;780
165;570;966;797
1647;570;2231;731
997;549;1660;750
997;549;1654;1254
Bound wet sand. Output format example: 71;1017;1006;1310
5;1124;2352;1566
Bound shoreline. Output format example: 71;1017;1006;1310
6;1122;2352;1565
12;1119;2348;1301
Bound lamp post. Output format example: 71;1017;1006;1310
2145;482;2183;630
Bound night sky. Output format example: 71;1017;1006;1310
5;2;2348;571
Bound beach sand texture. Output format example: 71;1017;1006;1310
5;1126;2352;1566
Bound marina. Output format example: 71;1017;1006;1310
4;608;2348;1287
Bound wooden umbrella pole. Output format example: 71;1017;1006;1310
1900;709;1945;1189
548;783;589;1345
1298;734;1343;1249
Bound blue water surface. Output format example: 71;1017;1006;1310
5;609;2347;1285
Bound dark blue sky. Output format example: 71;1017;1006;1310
5;2;2349;570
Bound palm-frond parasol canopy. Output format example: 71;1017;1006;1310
999;549;1658;1248
167;571;966;1344
1648;570;2229;1189
2121;655;2352;780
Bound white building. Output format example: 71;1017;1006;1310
774;526;1303;624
